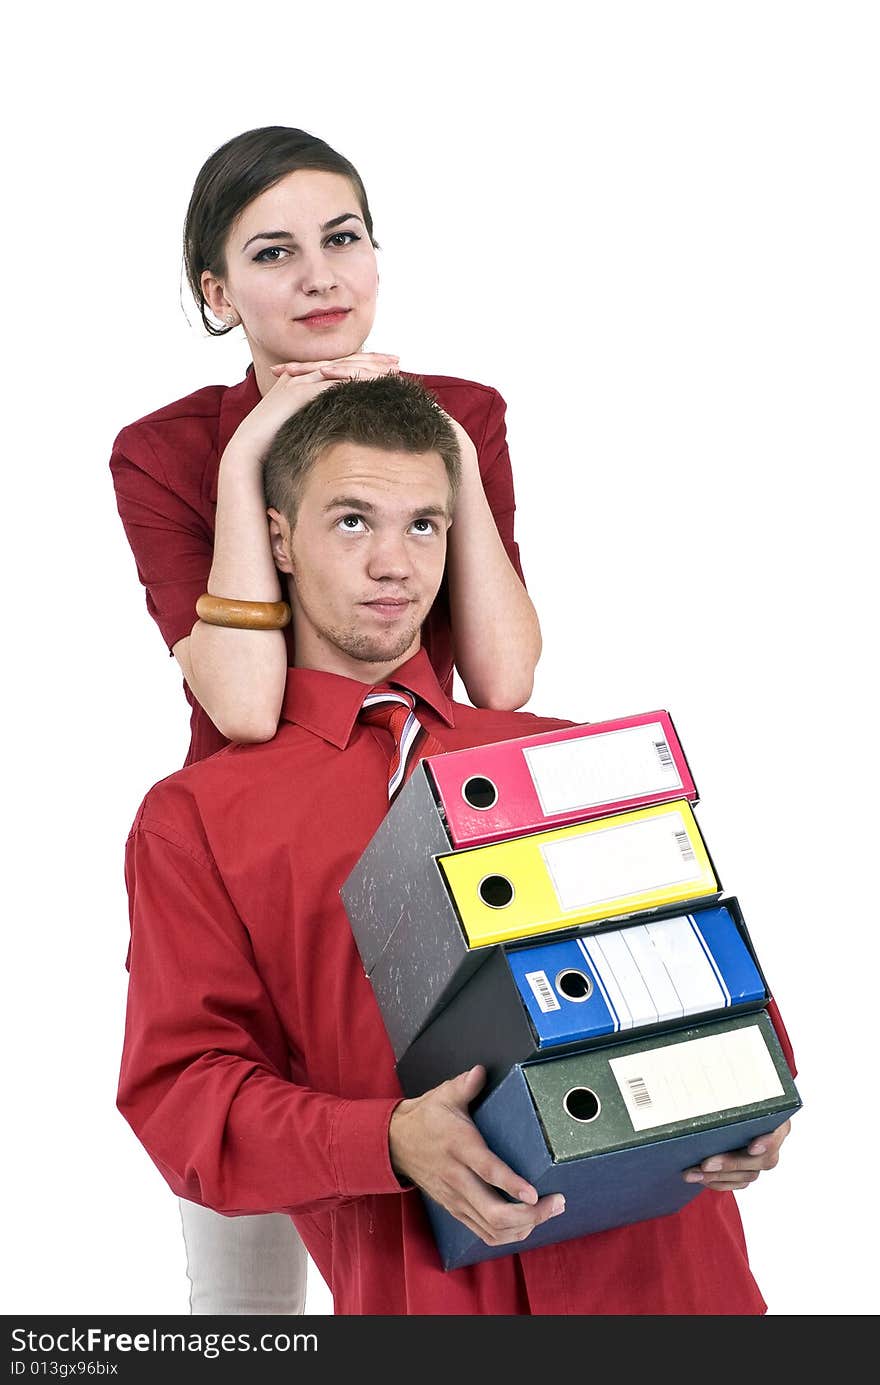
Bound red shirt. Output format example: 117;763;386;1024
110;369;525;766
117;648;778;1316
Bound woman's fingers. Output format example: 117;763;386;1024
269;361;330;377
270;351;399;378
319;362;396;381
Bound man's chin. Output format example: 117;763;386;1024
342;627;422;666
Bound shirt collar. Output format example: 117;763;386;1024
280;647;456;749
217;366;262;457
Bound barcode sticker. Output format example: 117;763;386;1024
626;1075;653;1108
654;739;674;768
674;829;696;862
525;970;561;1014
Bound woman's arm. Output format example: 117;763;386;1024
175;435;289;744
174;371;332;742
444;415;542;711
187;356;401;741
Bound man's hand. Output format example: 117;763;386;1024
389;1064;565;1248
683;1119;792;1192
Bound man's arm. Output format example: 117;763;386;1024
118;817;404;1216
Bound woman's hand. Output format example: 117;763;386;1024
437;409;480;476
223;350;399;465
223;369;339;464
269;351;400;383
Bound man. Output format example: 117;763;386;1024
118;375;792;1315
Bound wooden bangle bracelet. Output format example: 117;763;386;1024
195;594;292;630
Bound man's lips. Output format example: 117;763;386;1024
361;598;412;618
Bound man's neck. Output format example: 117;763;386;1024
292;631;423;686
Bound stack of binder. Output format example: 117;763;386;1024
341;710;801;1269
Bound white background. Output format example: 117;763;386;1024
3;0;877;1318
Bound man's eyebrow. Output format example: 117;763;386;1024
323;498;450;519
242;213;364;252
324;496;377;514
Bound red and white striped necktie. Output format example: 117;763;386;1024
360;689;445;800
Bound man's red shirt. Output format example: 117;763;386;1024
118;648;787;1316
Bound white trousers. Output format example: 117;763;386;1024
179;1199;308;1315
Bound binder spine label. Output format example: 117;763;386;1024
578;915;730;1029
540;808;705;911
610;1023;786;1132
523;721;684;816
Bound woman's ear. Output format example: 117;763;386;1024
201;269;239;326
267;508;295;574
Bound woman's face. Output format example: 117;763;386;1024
204;169;379;369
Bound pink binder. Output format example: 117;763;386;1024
426;710;697;848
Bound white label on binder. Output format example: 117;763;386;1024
523;722;683;817
610;1024;785;1132
525;970;561;1014
579;916;729;1030
540;810;703;912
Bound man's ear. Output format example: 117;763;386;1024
267;508;295;574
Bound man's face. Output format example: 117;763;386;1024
271;441;452;680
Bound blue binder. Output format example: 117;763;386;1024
396;900;768;1097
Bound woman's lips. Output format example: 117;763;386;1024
295;309;351;328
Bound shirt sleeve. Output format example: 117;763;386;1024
765;996;797;1079
110;426;213;655
472;388;526;587
117;818;405;1216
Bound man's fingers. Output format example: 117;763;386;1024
683;1117;792;1188
442;1166;565;1247
469;1147;539;1206
705;1173;761;1191
683;1153;776;1189
438;1064;487;1112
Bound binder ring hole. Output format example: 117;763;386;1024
478;874;515;909
563;1087;601;1124
555;969;593;1002
462;775;498;810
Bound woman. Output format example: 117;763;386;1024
110;126;542;1315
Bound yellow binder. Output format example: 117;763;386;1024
437;800;717;948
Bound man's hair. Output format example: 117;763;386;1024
263;374;462;523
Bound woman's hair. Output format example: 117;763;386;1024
183;126;377;336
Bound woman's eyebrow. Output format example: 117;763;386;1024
242;213;364;251
322;212;364;231
242;229;293;250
